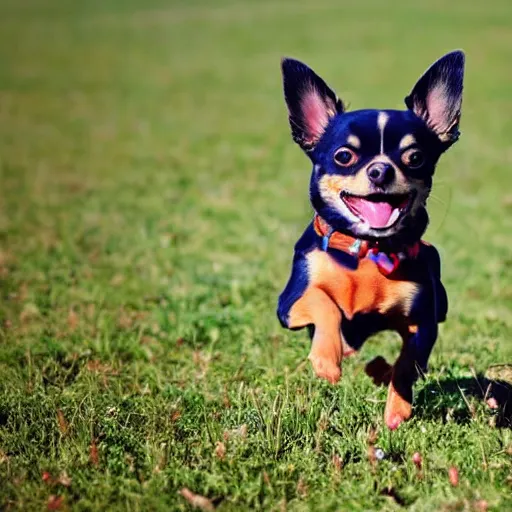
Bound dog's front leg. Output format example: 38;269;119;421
384;334;417;430
385;322;438;429
385;249;446;429
287;287;343;384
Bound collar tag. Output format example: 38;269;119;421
367;251;399;275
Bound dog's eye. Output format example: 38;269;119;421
402;149;425;169
334;147;358;167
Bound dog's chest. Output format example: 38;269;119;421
306;248;420;319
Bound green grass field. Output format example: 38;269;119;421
1;0;512;510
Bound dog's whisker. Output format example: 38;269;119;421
430;195;448;206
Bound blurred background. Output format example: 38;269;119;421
1;0;511;356
1;0;511;508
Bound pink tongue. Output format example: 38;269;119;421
344;197;394;228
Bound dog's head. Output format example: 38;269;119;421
281;51;465;244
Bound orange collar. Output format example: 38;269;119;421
313;215;420;275
313;215;370;257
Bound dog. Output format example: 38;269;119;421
277;51;464;429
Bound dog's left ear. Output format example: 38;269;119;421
405;50;465;145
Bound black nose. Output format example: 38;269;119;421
367;162;394;186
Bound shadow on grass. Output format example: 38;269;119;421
365;357;512;427
415;371;512;428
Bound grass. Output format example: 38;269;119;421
1;0;512;510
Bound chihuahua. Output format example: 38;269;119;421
277;51;464;429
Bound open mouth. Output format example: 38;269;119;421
341;192;413;230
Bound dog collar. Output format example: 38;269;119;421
313;215;420;275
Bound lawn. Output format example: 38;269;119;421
0;0;512;510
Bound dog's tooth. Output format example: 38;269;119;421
386;208;400;228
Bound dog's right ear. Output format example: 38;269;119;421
281;58;344;152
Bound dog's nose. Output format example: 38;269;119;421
367;162;394;186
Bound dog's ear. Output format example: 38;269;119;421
281;58;344;151
405;50;465;145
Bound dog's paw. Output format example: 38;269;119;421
308;355;342;384
384;384;412;430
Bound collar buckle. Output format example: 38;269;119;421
348;239;363;256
